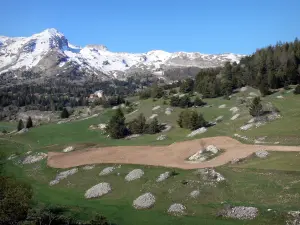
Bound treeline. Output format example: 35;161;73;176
0;78;143;120
194;39;300;97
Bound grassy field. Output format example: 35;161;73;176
0;121;16;132
3;138;300;225
2;87;300;224
8;86;300;154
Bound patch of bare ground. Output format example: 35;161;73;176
47;136;300;169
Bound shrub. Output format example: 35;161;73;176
178;110;207;130
294;85;300;94
61;108;69;119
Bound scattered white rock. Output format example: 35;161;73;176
7;154;17;160
215;116;223;122
26;151;32;155
234;133;249;141
196;168;225;182
230;107;239;114
49;179;60;186
162;124;172;132
125;169;144;181
255;150;269;158
247;96;253;99
230;158;243;164
274;142;280;145
63;146;74;153
17;128;29;134
206;145;219;154
99;167;115;176
112;106;119;110
49;168;78;185
133;193;156;209
98;123;107;130
149;114;158;120
165;108;173;115
125;134;141;140
157;135;167;141
286;211;300;225
223;206;258;220
82;165;95;170
240;87;248;92
156;172;170;182
190;190;200;198
276;95;284;99
248;118;255;123
240;123;253;131
267;113;281;121
127;109;138;116
187;127;207;137
219;104;226;109
152;106;161;111
231;114;240;120
188;150;205;161
84;182;112;199
168;203;186;216
249;92;258;97
179;94;186;98
22;152;47;164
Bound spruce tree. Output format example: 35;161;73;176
128;113;147;134
17;119;24;131
106;108;127;139
147;118;160;134
249;97;263;117
26;117;33;129
61;108;69;118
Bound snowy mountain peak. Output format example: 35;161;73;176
0;28;246;80
86;45;108;51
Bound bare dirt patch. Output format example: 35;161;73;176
47;136;300;170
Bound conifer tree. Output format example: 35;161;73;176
106;108;127;139
17;119;24;131
249;97;263;117
26;116;33;129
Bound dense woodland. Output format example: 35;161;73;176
195;39;300;97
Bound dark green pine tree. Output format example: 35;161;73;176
249;97;263;117
26;117;33;129
188;111;199;130
128;113;147;134
61;108;69;119
106;108;127;139
17;119;24;131
147;118;160;134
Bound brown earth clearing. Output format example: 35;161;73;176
48;136;300;169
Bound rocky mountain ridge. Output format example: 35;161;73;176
0;28;245;81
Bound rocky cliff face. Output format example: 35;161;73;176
0;28;245;82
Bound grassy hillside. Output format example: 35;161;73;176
2;87;300;224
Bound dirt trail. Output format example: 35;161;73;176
47;136;300;170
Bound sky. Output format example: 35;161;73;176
0;0;300;54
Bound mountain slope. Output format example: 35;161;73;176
0;28;245;80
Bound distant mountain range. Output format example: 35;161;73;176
0;28;245;81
